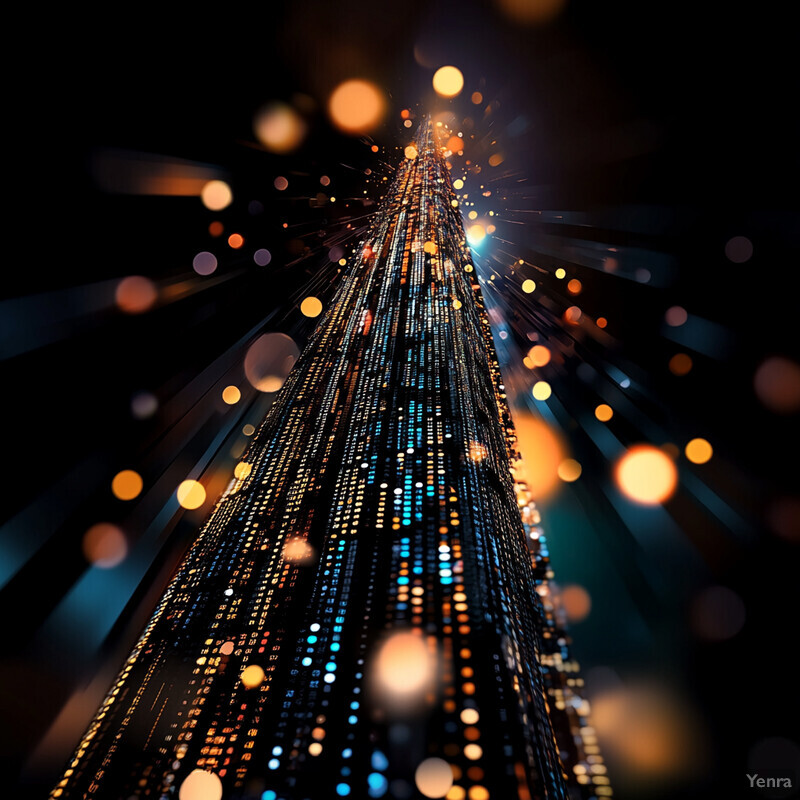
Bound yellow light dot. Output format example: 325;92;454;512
614;445;678;505
595;404;613;422
685;438;713;464
415;758;454;798
453;299;463;310
200;180;233;211
300;296;323;318
405;144;419;160
464;264;473;273
532;381;552;401
453;179;464;190
177;480;206;510
240;664;265;689
555;267;566;279
528;345;550;367
111;469;143;501
339;258;347;266
178;769;223;800
309;742;323;756
463;744;482;760
433;66;464;98
424;241;438;254
467;224;486;245
558;458;582;482
522;279;536;293
468;210;478;220
468;787;489;800
253;103;306;154
222;385;241;405
328;80;386;134
234;462;252;480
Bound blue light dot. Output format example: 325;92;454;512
307;635;318;643
336;783;351;796
342;748;353;758
262;792;277;800
272;746;283;756
302;657;312;666
268;758;280;770
348;715;358;724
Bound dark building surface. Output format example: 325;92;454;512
51;120;605;800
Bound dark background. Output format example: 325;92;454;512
4;1;799;798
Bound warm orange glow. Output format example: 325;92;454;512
328;80;386;134
513;413;567;500
282;537;314;564
227;233;244;249
467;224;486;245
177;480;206;510
488;153;504;167
669;353;693;376
371;631;436;705
614;445;678;505
754;356;800;413
208;220;224;237
116;276;157;314
557;458;582;482
471;91;483;104
532;381;551;401
415;758;454;798
244;333;299;393
240;664;265;689
111;469;143;501
178;769;223;800
560;585;591;622
222;385;241;405
433;66;464;98
82;523;127;568
595;403;613;422
528;345;550;367
405;145;419;160
200;180;233;211
495;0;567;24
234;462;252;480
446;135;464;154
254;103;306;153
685;438;713;464
596;316;608;328
564;306;582;325
567;278;582;294
300;296;323;318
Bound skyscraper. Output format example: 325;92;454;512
51;119;604;800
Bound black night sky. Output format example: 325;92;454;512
4;2;799;798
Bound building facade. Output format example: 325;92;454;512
52;119;605;800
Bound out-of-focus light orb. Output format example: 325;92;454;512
131;391;158;419
665;305;688;326
254;248;272;266
200;180;232;211
564;306;582;325
557;458;582;482
371;631;436;702
466;224;486;245
178;768;223;800
415;758;454;798
446;135;464;154
240;664;265;689
532;381;551;401
244;333;299;393
690;585;745;641
513;413;566;500
614;445;678;505
219;641;235;656
522;279;536;293
724;235;753;263
560;584;591;622
596;317;608;329
685;438;713;464
495;0;567;24
300;296;323;318
595;403;613;422
453;299;462;310
423;241;438;254
274;176;289;191
282;537;315;564
488;153;504;167
467;210;478;220
471;91;483;104
254;102;307;153
405;145;419;160
555;267;566;279
567;278;582;295
116;275;157;314
669;352;693;376
754;356;800;413
112;469;143;501
193;251;218;276
528;345;550;367
228;233;244;249
208;220;224;237
177;479;206;510
433;66;464;98
243;423;256;436
460;707;479;724
222;385;241;405
82;523;127;568
234;461;252;480
328;80;386;134
767;496;800;542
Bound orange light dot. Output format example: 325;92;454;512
234;462;252;480
178;769;223;800
254;103;306;154
328;80;386;134
405;145;419;160
433;66;464;98
200;180;233;211
177;480;206;510
528;345;550;367
221;385;241;404
596;317;608;328
300;296;323;318
228;233;244;249
116;276;157;314
595;404;613;422
208;220;224;237
82;523;127;568
111;469;142;501
446;135;465;154
471;92;483;104
614;445;678;505
669;353;693;376
371;144;379;152
415;758;454;798
567;278;582;294
564;306;582;325
240;664;265;689
685;438;713;464
557;458;582;482
560;585;592;622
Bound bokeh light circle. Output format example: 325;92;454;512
116;276;157;314
614;445;678;505
177;480;206;510
415;758;454;798
200;180;232;211
82;523;128;568
432;66;464;98
244;333;300;393
328;80;386;134
112;469;143;501
178;769;223;800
